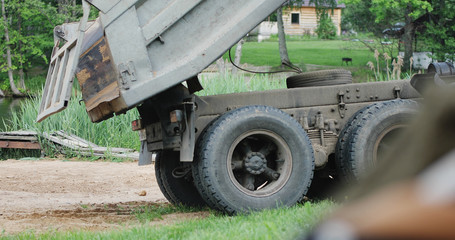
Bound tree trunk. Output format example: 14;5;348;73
276;8;291;66
232;38;245;75
72;0;76;20
19;68;26;89
17;5;26;90
403;5;415;71
2;0;23;97
58;0;70;22
0;88;4;97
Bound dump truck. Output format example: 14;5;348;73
38;0;453;214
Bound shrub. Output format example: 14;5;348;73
315;14;337;40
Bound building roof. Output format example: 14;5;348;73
297;0;345;8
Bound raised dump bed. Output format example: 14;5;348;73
37;0;287;122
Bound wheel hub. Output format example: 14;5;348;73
244;152;267;175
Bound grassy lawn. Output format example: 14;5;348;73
238;40;375;68
222;39;395;82
8;201;335;239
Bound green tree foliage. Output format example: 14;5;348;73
343;0;434;70
0;0;60;93
420;0;455;61
342;0;398;36
0;0;81;93
9;0;58;64
369;0;432;21
309;0;338;17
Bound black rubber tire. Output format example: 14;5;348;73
154;151;174;203
334;104;372;182
286;69;352;88
154;150;206;207
192;105;314;214
335;99;419;181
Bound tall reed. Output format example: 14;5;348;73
197;73;286;96
366;50;405;81
4;94;141;155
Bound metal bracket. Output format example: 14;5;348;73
180;101;196;162
337;91;346;118
118;61;137;90
324;119;338;133
394;86;401;99
316;112;325;146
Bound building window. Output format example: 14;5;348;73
291;13;300;24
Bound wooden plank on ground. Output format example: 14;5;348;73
75;150;139;160
0;140;41;150
2;130;138;160
41;132;77;149
0;131;37;136
89;146;135;154
0;135;38;141
56;130;99;147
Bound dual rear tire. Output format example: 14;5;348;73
335;99;419;181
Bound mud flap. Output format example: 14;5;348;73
138;129;154;166
180;102;196;162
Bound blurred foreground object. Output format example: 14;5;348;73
306;87;455;240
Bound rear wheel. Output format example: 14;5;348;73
155;150;205;207
335;99;419;181
193;105;314;214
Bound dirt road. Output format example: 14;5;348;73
0;159;206;234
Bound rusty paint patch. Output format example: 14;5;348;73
76;36;126;122
99;44;110;62
76;69;91;85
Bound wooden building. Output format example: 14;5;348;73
283;0;345;36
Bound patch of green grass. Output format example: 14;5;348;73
7;201;335;240
133;203;204;223
24;75;47;96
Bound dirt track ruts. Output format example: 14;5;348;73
0;159;207;234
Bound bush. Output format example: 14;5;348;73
315;14;337;40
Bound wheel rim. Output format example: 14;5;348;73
227;130;292;197
373;124;405;165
